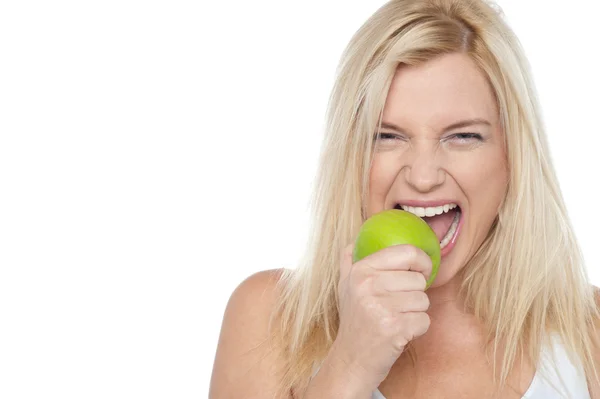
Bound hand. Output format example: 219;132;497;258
331;243;432;388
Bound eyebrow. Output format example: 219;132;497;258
379;118;491;133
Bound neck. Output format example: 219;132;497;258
426;273;466;315
411;274;485;352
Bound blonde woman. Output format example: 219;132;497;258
210;0;600;398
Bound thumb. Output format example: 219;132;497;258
339;242;355;281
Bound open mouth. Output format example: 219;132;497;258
394;203;462;250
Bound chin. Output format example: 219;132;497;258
428;246;466;289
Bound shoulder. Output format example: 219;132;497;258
210;268;290;398
224;268;288;329
232;268;287;303
218;267;288;344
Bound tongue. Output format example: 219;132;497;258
422;208;457;242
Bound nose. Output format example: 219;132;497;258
403;146;445;193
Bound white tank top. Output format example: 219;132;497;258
371;335;590;398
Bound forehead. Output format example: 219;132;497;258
382;53;499;129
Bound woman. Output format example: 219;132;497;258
210;0;600;398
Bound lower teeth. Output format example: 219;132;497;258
440;210;460;249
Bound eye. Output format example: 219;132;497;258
373;132;406;142
447;132;483;143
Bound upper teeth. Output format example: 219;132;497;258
400;203;458;218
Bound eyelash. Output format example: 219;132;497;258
374;133;405;141
449;133;483;143
373;132;483;143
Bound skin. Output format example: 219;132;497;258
368;52;508;292
209;52;600;398
369;53;600;398
366;52;520;398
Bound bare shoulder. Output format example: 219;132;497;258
209;268;290;399
225;268;286;315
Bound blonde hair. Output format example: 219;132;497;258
269;0;600;397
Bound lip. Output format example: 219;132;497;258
392;199;465;257
394;199;462;208
440;208;463;257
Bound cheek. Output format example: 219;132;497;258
457;150;508;217
368;155;399;211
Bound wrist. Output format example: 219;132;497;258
303;344;376;399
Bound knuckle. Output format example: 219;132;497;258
358;294;377;310
352;270;373;296
415;272;427;290
379;313;399;336
401;244;421;261
419;311;431;325
392;336;409;352
413;312;431;331
379;312;394;328
423;255;433;271
359;257;379;274
348;264;364;285
403;245;431;272
405;291;429;311
416;291;430;310
403;311;425;326
424;313;431;328
391;312;431;348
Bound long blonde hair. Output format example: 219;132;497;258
269;0;599;397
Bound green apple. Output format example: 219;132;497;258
353;209;440;288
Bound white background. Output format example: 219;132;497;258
0;1;598;397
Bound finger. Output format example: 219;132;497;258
339;243;355;282
379;291;430;313
391;312;431;350
400;312;431;339
357;244;433;280
371;271;427;294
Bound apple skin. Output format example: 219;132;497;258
353;209;441;288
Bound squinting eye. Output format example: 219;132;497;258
374;132;405;142
449;133;483;142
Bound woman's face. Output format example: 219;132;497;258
367;52;508;288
